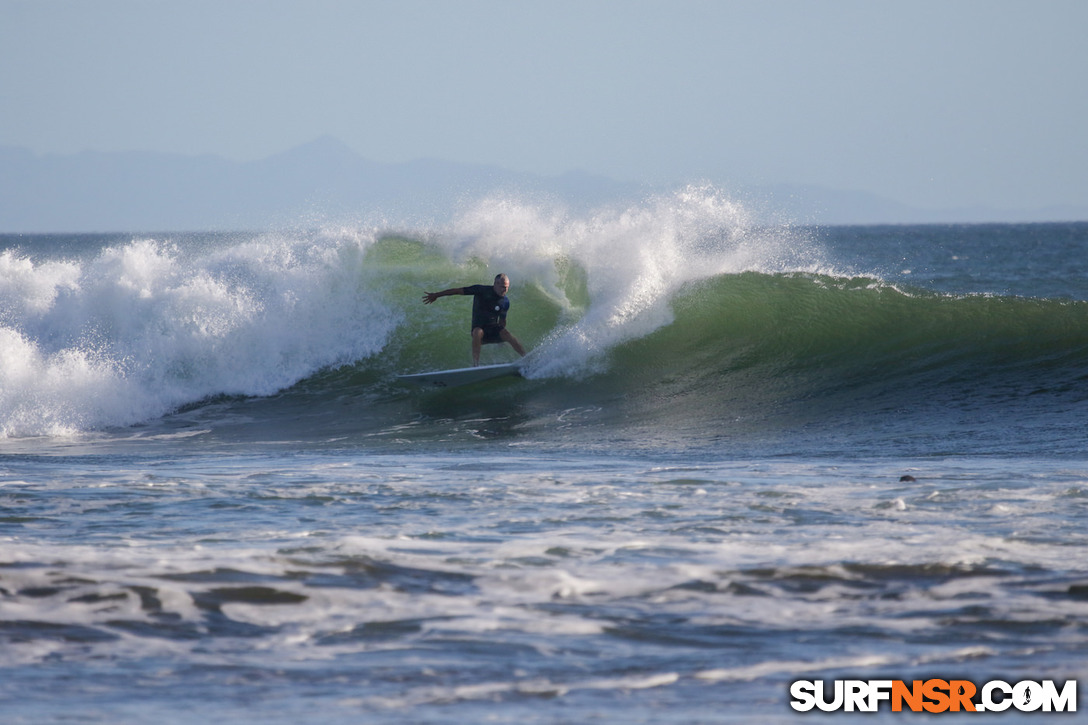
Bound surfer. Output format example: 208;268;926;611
422;273;528;366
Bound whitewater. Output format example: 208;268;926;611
1;188;1087;723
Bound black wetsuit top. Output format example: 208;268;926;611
463;284;510;340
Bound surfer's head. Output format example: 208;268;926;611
493;274;510;296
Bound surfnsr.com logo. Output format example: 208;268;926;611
790;679;1077;713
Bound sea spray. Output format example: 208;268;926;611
443;185;825;377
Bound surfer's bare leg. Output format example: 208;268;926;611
471;327;484;366
499;329;527;357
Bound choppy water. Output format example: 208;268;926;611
2;190;1086;722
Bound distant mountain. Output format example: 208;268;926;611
1;137;1084;232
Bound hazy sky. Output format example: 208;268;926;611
2;0;1086;212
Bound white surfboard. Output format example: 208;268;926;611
396;362;523;388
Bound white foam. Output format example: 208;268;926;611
443;186;823;378
1;231;396;437
357;670;680;710
696;654;897;682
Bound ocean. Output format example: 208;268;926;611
2;188;1086;723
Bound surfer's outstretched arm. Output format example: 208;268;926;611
422;288;464;304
